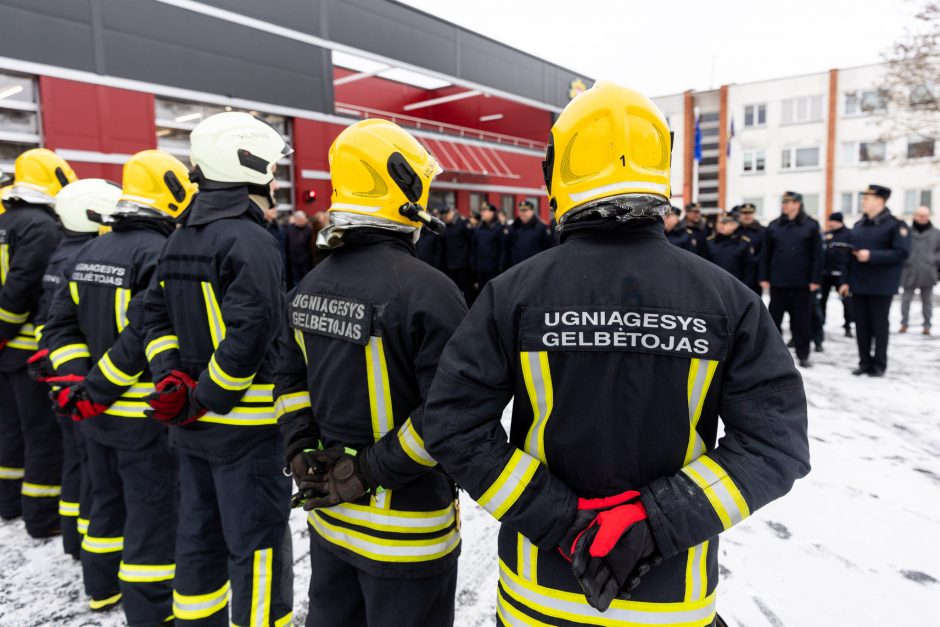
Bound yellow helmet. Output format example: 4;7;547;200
328;119;441;227
9;148;77;205
543;81;671;223
118;150;197;219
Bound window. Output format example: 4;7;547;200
907;137;936;159
742;150;765;173
780;146;820;170
803;194;821;219
0;71;40;174
845;90;887;115
700;112;720;124
842;141;887;164
781;95;823;124
700;126;720;137
909;82;939;107
840;192;856;214
905;189;933;212
500;194;514;217
469;192;483;213
744;104;767;128
155;97;294;210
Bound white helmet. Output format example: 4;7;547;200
189;111;292;186
54;179;122;233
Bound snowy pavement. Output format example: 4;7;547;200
1;295;938;626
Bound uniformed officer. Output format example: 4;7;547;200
706;213;755;285
839;185;910;376
423;82;810;626
664;206;708;257
439;206;474;302
736;203;765;294
142;112;293;626
472;201;510;291
276;119;465;626
415;222;444;270
821;212;854;338
682;202;712;239
758;191;823;367
29;179;120;561
0;148;75;537
44;152;193;620
509;200;553;266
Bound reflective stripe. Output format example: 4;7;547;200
200;406;277;426
69;281;80;305
499;560;717;626
121;383;156;398
274;612;293;627
0;466;24;480
397;418;436;467
521;351;553;464
0;306;28;324
99;351;141;387
250;548;273;627
34;323;44;342
517;534;538;583
104;400;149;418
0;243;8;284
309;511;460;563
119;562;176;583
681;456;750;530
77;517;89;534
684;359;718;465
82;534;125;554
114;288;131;332
331;202;382;212
477;450;540;520
89;592;122;610
364;336;394;441
684;540;709;602
8;328;38;351
146;335;179;361
568;180;670;203
173;582;230;621
497;588;554;627
22;482;61;498
201;282;226;349
208;354;254;391
59;500;80;517
312;502;456;534
241;384;274;403
49;343;90;369
293;329;307;364
274;391;311;421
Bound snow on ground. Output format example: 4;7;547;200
1;294;938;626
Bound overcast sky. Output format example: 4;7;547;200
399;0;918;97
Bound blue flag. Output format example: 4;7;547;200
694;115;702;162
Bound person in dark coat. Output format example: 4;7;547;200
682;202;713;238
440;207;474;302
471;203;509;291
285;210;314;288
759;191;823;367
839;185;911;376
415;223;444;270
263;206;288;284
737;203;765;294
509;200;552;266
820;212;854;338
706;213;755;285
900;206;940;334
664;206;707;256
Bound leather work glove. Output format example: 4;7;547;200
559;490;661;612
295;446;379;511
284;436;322;488
47;377;108;422
145;370;207;426
27;349;55;382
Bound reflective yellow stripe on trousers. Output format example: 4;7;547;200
119;562;175;582
173;581;230;621
250;548;273;627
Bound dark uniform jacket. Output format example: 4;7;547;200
424;219;810;625
843;208;911;296
0;201;62;372
42;219;172;450
35;231;97;343
706;232;755;285
415;226;443;270
275;229;467;578
509;217;552;266
441;216;473;271
738;222;765;255
471;219;509;274
759;210;823;288
143;188;284;463
665;225;709;259
823;225;853;279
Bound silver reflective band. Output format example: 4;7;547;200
310;512;460;561
118;562;176;582
522;352;552;462
331;202;382;213
568;180;669;203
0;466;24;480
681;457;749;529
398;419;436;467
320;502;455;532
687;541;707;601
252;548;272;626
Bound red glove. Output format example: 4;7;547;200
47;378;108;422
145;370;206;426
0;339;7;352
27;349;55;382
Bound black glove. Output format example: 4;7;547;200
295;446;379;511
284;436;321;488
27;349;55;382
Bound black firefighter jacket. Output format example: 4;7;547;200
42;219;173;450
35;231;97;343
843;208;911;296
758;210;824;288
275;229;468;578
143;189;284;463
0;201;62;371
423;219;811;626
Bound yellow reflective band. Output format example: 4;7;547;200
240;384;274;403
208;354;255;391
120;383;156;398
497;587;554;627
364;336;394;442
7;335;38;351
293;329;307;364
89;592;122;610
201;282;226;349
274;612;293;627
0;306;28;324
82;534;125;554
77;517;89;535
684;359;719;465
173;581;230;621
684;540;709;602
498;560;717;626
312;502;456;534
114;288;131;333
146;335;179;362
49;343;90;369
521;351;553;464
59;500;80;517
104;400;150;418
99;351;141;387
397;418;436;467
22;482;61;498
681;456;750;530
34;323;44;342
477;450;540;520
119;562;175;583
69;281;80;305
517;533;539;583
200;406;277;427
0;466;24;480
250;548;273;627
309;511;460;563
0;243;8;285
274;391;311;421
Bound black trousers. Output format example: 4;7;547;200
306;536;458;627
59;415;83;558
821;275;854;329
854;294;893;372
769;287;813;360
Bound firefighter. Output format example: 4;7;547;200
43;151;194;620
276;118;466;627
142;112;293;626
422;82;811;626
0;148;75;537
28;178;121;560
705;213;755;286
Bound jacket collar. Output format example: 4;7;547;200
184;188;265;228
864;208;892;225
562;218;667;244
782;210;807;225
339;228;416;256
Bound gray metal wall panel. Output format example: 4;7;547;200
0;0;97;72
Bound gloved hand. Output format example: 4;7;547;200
559;490;661;612
47;377;108;422
144;370;207;426
27;349;55;382
295;446;379;511
284;436;322;488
